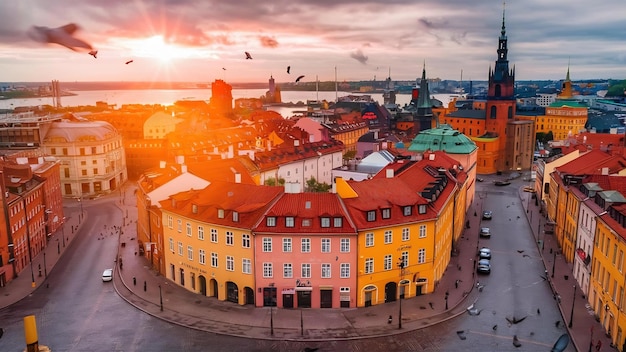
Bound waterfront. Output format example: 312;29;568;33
0;88;455;115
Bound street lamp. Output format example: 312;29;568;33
159;284;163;311
398;257;405;330
569;284;576;328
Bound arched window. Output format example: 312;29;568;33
508;106;513;119
495;84;501;97
490;106;497;119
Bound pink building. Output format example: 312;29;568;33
253;193;358;308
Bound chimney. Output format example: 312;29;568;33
429;153;435;161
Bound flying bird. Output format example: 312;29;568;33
295;75;305;83
28;23;95;53
125;60;134;65
287;66;291;74
222;67;226;70
88;50;98;58
245;51;252;59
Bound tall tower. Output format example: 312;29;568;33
413;62;434;134
485;4;516;172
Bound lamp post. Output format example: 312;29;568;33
552;251;556;278
569;284;576;328
398;257;405;330
270;304;274;336
159;284;163;311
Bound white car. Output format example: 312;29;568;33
480;227;491;238
479;247;492;259
482;210;493;220
477;259;491;274
102;268;113;282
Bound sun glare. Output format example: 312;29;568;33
132;35;186;64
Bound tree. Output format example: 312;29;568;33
305;177;332;193
264;177;285;186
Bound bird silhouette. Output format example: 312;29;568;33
492;324;498;331
523;254;530;258
537;308;541;315
88;50;97;58
287;66;291;74
245;51;252;59
456;330;467;340
125;60;133;64
222;67;226;70
29;23;96;54
296;75;305;83
517;250;524;253
512;335;521;347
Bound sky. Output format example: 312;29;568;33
0;0;625;84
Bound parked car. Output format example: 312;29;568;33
482;210;492;220
480;227;491;238
102;268;113;282
477;259;491;274
479;247;491;259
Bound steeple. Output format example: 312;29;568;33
413;61;435;132
559;63;574;99
487;1;515;99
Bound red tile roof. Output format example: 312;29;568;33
556;150;626;175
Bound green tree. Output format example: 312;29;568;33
305;177;332;193
264;177;285;186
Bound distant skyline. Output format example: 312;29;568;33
0;1;625;84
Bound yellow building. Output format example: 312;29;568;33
159;181;282;305
337;150;462;307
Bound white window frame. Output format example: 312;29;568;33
283;263;293;278
198;226;204;240
365;232;374;247
226;256;234;271
242;258;251;274
263;237;272;252
340;238;350;252
283;238;292;252
321;238;331;253
321;263;331;278
199;249;206;264
263;262;273;278
301;263;311;278
340;263;350;278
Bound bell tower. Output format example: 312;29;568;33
485;3;516;171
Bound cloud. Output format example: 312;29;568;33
258;35;279;48
350;49;368;65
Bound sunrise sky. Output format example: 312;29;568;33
0;0;625;84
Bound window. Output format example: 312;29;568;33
340;238;350;252
365;258;374;274
321;263;331;278
50;147;56;155
418;248;426;263
211;228;218;243
93;168;98;175
266;216;276;227
283;238;292;252
619;250;624;273
402;228;410;241
382;208;391;219
403;206;412;216
169;237;174;252
419;225;427;238
286;216;295;227
242;258;251;274
321;238;331;253
177;219;182;232
217;209;224;218
340;263;350;278
302;219;311;227
177;241;183;255
226;231;234;246
301;238;311;253
186;223;192;237
401;251;409;267
384;230;392;244
321;217;330;228
198;226;204;240
418;205;427;214
242;234;250;248
187;245;193;260
367;210;376;222
211;252;218;267
263;263;273;278
283;263;293;278
226;256;234;271
199;249;205;264
263;238;272;252
167;215;173;229
384;254;392;270
333;217;343;227
301;263;311;278
365;233;374;247
232;211;239;222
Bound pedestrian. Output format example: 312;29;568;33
388;315;392;324
455;279;460;289
596;339;602;351
144;281;147;291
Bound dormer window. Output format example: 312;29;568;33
381;208;391;219
192;204;198;214
321;217;330;228
286;216;295;227
218;209;225;219
403;206;412;216
418;205;427;214
367;210;376;222
266;216;276;227
232;211;239;222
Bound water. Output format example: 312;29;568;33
0;88;456;115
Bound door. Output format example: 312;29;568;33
244;287;255;305
227;282;238;303
365;291;372;307
320;290;332;308
385;282;397;302
283;294;294;308
198;275;207;296
297;291;311;308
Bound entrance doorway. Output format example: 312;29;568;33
283;294;294;308
297;290;311;308
385;282;397;302
320;290;332;308
244;287;255;305
226;282;239;303
198;275;207;296
209;278;218;298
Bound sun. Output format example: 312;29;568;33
132;35;183;64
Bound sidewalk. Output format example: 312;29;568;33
518;185;616;351
0;202;85;307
